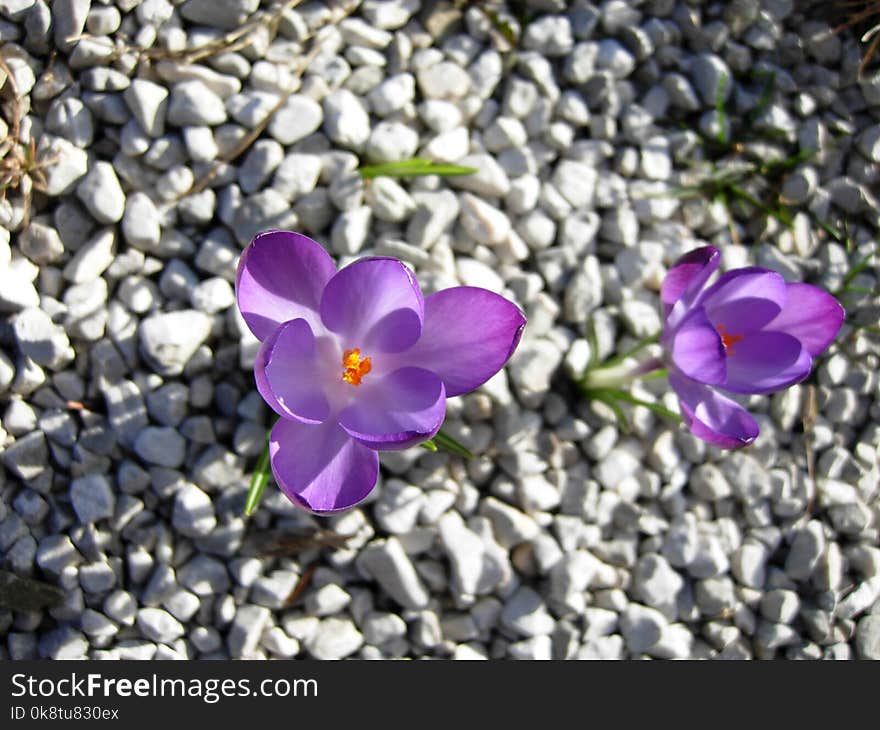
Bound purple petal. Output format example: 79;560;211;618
400;287;526;397
722;331;813;395
320;257;424;354
339;367;446;450
270;417;379;514
764;283;845;356
669;371;759;449
669;308;727;386
662;246;720;317
236;230;337;341
255;318;330;423
699;268;787;330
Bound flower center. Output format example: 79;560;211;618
716;324;744;356
341;348;372;386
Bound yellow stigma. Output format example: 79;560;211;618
716;324;744;356
341;348;371;386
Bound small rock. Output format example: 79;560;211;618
70;474;115;524
76;161;126;224
620;603;666;653
134;427;186;468
167;80;227;126
139;310;212;376
137;607;185;643
501;586;555;637
13;308;70;369
305;618;364;660
323;89;370;150
357;537;429;610
172;484;216;537
268;94;322;145
227;604;271;658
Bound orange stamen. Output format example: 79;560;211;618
716;324;744;356
341;348;372;386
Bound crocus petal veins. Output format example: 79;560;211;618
661;246;843;450
236;231;526;513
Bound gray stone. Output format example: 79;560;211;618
268;94;322;145
63;228;115;283
2;430;48;480
501;587;555;637
172;483;216;537
101;379;148;447
760;589;800;624
137;607;185;643
251;570;299;610
139;310;212;376
103;590;136;625
227;604;271;658
38;625;88;659
691;53;732;106
167;81;227;126
35;535;81;576
323;89;370;150
785;521;825;580
19;220;64;264
134;427;186;468
357;537;429;610
123;79;168;137
70;474;115;524
632;554;684;609
620;603;666;653
121;193;161;251
417;61;471;100
178;555;230;596
13;308;70;369
39;135;89;195
180;0;259;30
0;260;40;312
305;618;364;660
79;561;117;594
856;615;880;659
76;161;125;224
53;0;89;52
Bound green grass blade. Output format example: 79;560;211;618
714;74;729;148
244;433;272;516
359;158;478;179
433;430;474;459
600;333;661;368
836;246;876;296
419;439;438;452
605;388;683;423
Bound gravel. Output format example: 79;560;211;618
0;0;877;663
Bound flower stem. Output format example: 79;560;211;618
579;356;665;390
244;431;272;516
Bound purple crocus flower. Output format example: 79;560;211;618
661;246;844;449
236;230;526;513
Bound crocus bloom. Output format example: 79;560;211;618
236;230;526;513
661;246;844;449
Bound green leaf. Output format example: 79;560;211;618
0;570;66;612
432;429;474;459
244;433;272;516
598;332;660;368
419;439;438;452
604;388;683;423
714;74;729;148
835;246;877;297
359;158;478;180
